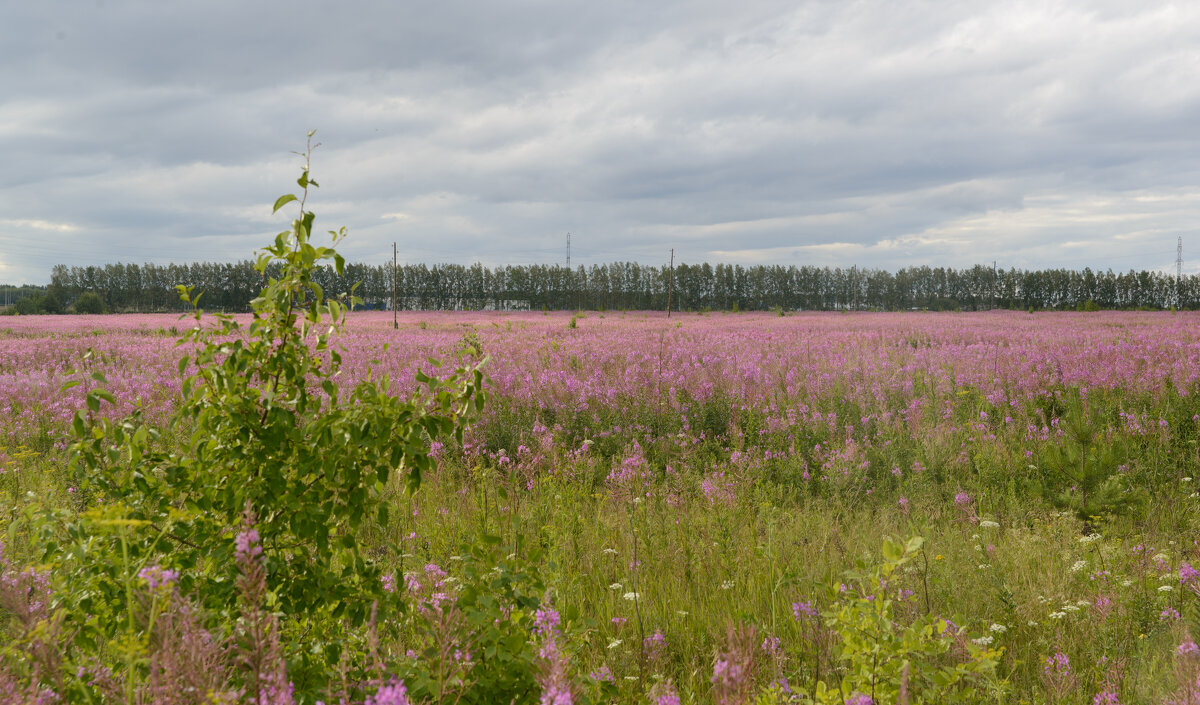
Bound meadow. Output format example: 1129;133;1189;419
3;306;1200;703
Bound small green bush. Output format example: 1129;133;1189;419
73;291;107;314
21;133;490;698
812;536;1004;704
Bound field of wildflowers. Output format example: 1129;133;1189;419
4;306;1200;703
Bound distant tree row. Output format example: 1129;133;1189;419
0;284;108;315
22;260;1200;313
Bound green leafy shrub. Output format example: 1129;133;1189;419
811;536;1004;704
73;291;106;314
13;293;63;314
387;534;556;705
16;133;489;697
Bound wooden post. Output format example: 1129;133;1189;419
392;242;398;329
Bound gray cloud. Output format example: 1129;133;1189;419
3;0;1200;283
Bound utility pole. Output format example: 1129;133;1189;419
992;260;997;310
392;242;398;329
566;232;571;270
667;248;674;318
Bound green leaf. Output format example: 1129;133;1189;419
272;194;298;213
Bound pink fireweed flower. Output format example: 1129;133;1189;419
649;682;681;705
792;601;817;619
711;658;743;688
761;635;781;656
540;685;572;705
259;679;295;705
1045;652;1071;675
381;573;396;593
366;680;409;705
234;528;262;561
1178;639;1199;657
1182;562;1200;587
644;630;667;660
534;607;561;637
138;565;178;590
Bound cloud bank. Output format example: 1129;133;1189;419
3;0;1199;283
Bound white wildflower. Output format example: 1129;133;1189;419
989;623;1007;633
623;592;640;601
979;520;1000;528
1070;560;1087;573
607;639;623;649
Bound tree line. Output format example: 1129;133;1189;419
10;260;1197;313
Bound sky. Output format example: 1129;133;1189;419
3;0;1200;284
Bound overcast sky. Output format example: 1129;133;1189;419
3;0;1200;284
